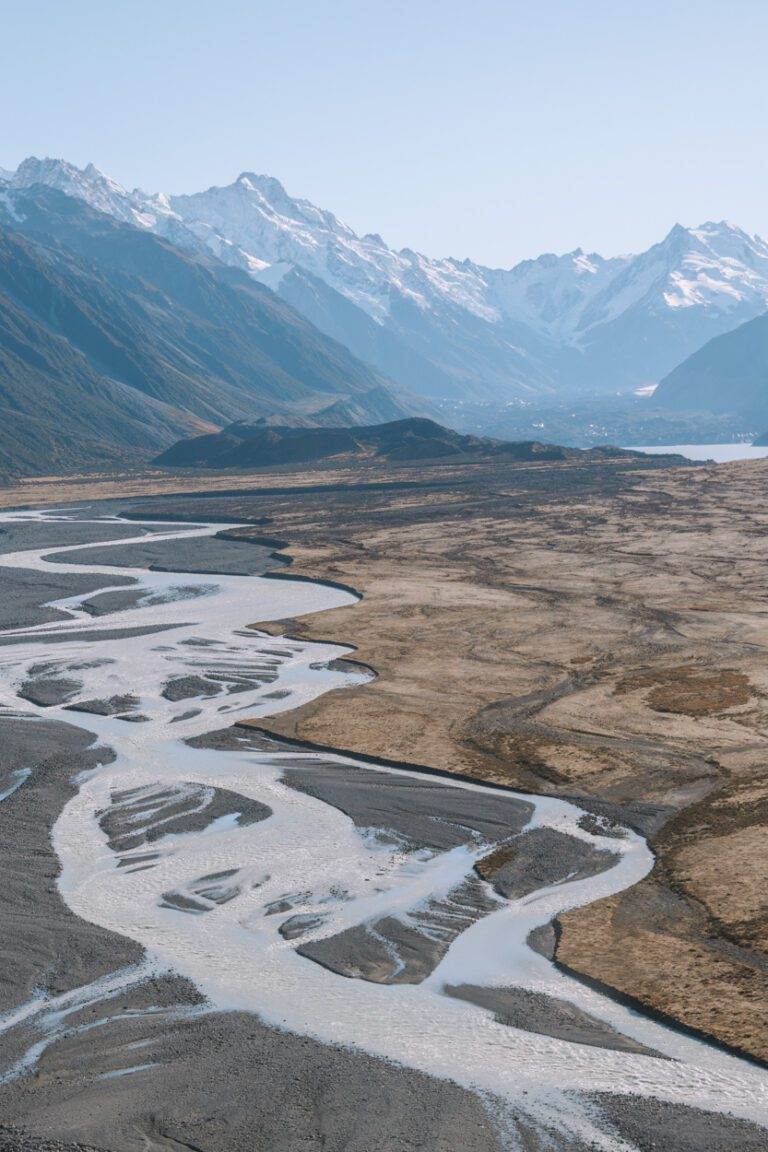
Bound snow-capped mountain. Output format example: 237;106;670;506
6;156;768;400
7;157;269;277
173;172;503;325
0;179;420;476
579;222;768;329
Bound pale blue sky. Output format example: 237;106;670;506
2;0;767;264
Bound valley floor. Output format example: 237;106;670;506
0;451;767;1149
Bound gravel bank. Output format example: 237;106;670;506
0;717;144;1013
445;984;659;1055
46;535;287;577
280;760;534;851
0;1007;507;1152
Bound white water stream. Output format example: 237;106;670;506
0;508;765;1149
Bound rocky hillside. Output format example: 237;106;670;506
0;185;413;478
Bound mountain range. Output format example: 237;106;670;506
1;155;767;477
6;156;768;405
0;183;414;477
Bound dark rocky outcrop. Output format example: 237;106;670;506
155;415;630;470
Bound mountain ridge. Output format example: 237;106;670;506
6;156;768;403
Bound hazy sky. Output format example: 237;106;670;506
3;0;768;265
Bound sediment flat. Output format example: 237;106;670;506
115;452;768;1063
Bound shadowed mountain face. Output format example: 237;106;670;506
653;311;768;425
0;226;206;478
155;415;652;469
0;186;413;478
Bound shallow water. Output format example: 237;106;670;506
0;507;765;1148
627;443;768;463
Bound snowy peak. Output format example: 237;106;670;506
688;218;759;247
13;155;131;214
173;174;424;321
655;219;768;265
179;171;359;246
11;155;171;232
652;220;768;313
568;218;768;334
6;156;273;277
234;171;294;208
